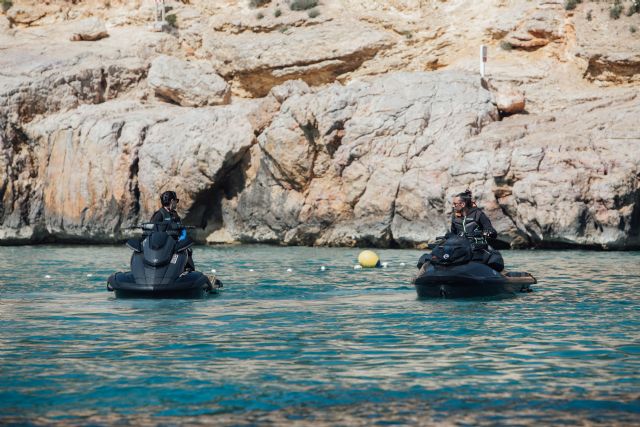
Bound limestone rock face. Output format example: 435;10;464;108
571;7;640;86
0;16;10;33
0;26;182;123
147;55;231;107
582;54;640;86
503;8;564;50
459;93;640;249
1;0;639;249
6;5;48;26
208;73;640;249
215;71;499;247
70;17;109;41
0;99;265;243
203;20;394;96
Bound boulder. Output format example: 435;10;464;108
503;9;563;50
147;55;231;107
484;80;526;114
70;17;109;41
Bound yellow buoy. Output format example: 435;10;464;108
358;250;380;268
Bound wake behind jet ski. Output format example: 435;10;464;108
412;232;536;298
107;222;221;298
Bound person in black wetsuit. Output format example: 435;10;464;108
150;190;195;272
449;190;497;239
448;189;503;271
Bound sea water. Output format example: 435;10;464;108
0;245;638;425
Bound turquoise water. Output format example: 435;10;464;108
0;245;638;425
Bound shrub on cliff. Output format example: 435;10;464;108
289;0;318;11
500;40;513;51
308;8;320;18
165;13;177;27
564;0;578;11
250;0;271;8
1;0;12;12
610;2;622;19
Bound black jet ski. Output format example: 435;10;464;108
413;234;536;298
107;223;222;298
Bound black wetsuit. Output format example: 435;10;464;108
150;207;195;271
449;207;497;238
150;207;181;224
450;207;503;271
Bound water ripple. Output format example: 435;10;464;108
0;245;639;425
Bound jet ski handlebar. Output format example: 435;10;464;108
125;223;196;233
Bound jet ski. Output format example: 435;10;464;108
413;234;536;298
107;222;222;298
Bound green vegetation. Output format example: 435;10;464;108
256;11;264;19
610;1;622;19
289;0;318;11
249;0;271;8
307;8;320;18
500;40;513;51
586;10;592;21
631;25;637;33
1;0;13;12
279;25;290;33
165;13;177;27
274;8;282;17
564;0;578;11
627;0;639;16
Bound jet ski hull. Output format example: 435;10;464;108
413;262;536;298
107;271;220;299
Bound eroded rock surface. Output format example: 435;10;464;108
212;71;499;247
69;17;108;41
203;20;394;96
0;0;639;249
147;55;231;107
0;100;266;243
503;5;565;50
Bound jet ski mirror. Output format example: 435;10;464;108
126;238;142;252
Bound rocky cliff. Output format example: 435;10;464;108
1;0;638;248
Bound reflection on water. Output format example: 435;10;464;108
0;245;639;425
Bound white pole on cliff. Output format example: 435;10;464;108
157;0;165;22
480;45;487;78
150;0;166;32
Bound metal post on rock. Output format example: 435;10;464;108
480;45;487;78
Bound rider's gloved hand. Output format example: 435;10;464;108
178;228;187;241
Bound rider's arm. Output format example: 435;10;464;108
150;211;164;223
478;212;497;238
